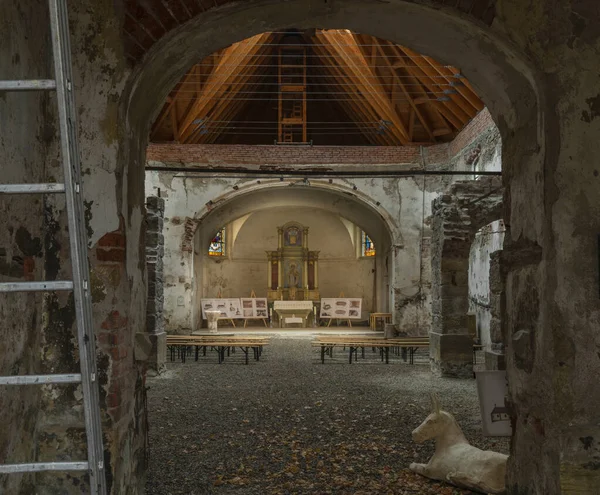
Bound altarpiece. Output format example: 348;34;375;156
266;222;320;301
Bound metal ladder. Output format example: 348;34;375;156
0;1;107;493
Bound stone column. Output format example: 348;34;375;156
267;253;272;289
430;195;474;378
485;250;506;370
144;196;166;374
314;255;319;289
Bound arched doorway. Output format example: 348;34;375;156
124;3;542;492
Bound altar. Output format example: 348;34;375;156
266;221;320;302
273;300;314;328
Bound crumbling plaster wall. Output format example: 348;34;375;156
1;2;147;494
468;220;505;350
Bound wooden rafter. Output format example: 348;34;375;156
355;34;436;143
310;42;392;145
177;33;271;143
316;30;410;145
393;45;471;128
186;40;275;144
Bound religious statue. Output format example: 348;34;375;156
288;263;299;288
409;394;508;494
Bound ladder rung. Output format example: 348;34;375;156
0;183;65;194
0;80;57;91
0;461;89;474
0;374;82;385
0;281;74;292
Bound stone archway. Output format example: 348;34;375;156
150;179;398;332
430;177;503;378
122;3;547;492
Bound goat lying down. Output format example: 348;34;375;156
409;394;508;495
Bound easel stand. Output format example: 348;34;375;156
326;318;352;327
326;291;352;327
243;289;268;327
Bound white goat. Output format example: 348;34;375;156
409;394;508;494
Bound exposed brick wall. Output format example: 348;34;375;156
447;109;495;159
147;144;425;166
146;111;496;168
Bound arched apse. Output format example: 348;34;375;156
203;207;378;313
186;183;395;329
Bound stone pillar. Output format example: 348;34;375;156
267;253;272;289
430;195;474;378
485;250;506;370
314;258;319;289
145;196;166;373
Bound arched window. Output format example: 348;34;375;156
361;231;375;257
208;228;226;256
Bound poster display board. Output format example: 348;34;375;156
320;298;362;319
475;370;512;437
200;299;243;319
240;298;269;319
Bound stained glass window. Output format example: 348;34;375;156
208;228;226;256
361;231;375;257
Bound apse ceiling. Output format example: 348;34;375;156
150;30;485;146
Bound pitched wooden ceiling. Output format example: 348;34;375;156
150;30;485;146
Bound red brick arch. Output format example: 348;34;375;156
123;0;496;62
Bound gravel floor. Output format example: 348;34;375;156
145;337;509;495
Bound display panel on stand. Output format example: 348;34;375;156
240;298;269;319
200;298;243;319
319;298;362;319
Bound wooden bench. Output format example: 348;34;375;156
312;338;397;364
166;335;270;365
313;336;430;364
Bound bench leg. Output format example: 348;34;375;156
349;346;354;364
386;347;390;364
321;345;325;364
244;347;249;365
195;346;199;361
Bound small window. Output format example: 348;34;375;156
208;228;226;257
361;231;375;257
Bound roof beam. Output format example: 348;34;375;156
370;37;435;142
316;30;410;145
311;42;391;145
177;33;271;142
393;45;471;128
